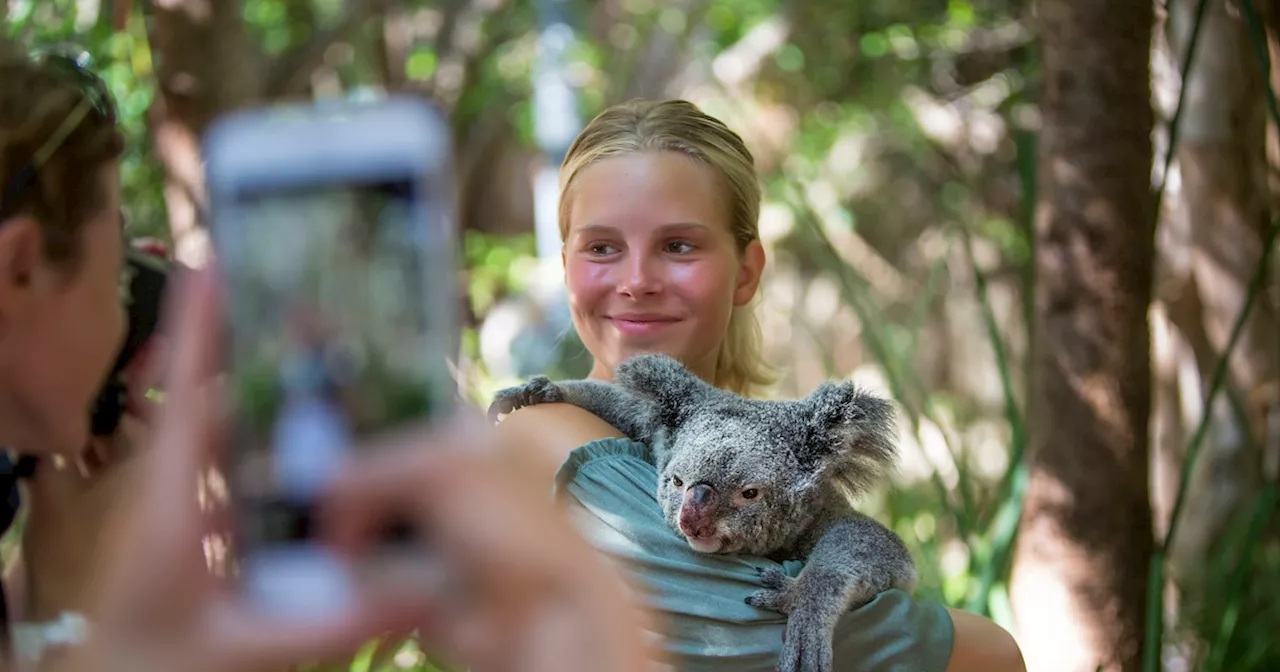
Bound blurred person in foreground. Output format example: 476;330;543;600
492;98;1027;671
0;43;135;652
0;46;211;671
48;268;655;672
0;45;653;672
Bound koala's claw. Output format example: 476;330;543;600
487;376;566;422
757;566;790;589
745;567;798;614
777;609;835;672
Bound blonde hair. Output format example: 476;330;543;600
558;99;775;396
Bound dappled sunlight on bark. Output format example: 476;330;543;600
1008;0;1156;669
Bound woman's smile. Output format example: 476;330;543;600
608;312;683;338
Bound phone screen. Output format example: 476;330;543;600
223;178;448;558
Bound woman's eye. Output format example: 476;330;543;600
586;243;617;256
741;488;759;500
665;240;695;254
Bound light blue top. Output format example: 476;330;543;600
553;437;954;672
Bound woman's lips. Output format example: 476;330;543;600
608;314;681;337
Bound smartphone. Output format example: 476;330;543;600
202;96;459;619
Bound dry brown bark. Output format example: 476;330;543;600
1008;0;1156;670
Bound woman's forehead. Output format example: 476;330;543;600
567;153;729;232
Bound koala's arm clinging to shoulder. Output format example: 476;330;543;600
747;511;918;672
488;376;663;445
750;509;916;615
806;510;917;602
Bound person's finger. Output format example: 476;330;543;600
319;415;588;595
90;268;224;625
143;267;224;522
157;267;221;404
122;335;169;423
202;593;428;672
124;392;161;425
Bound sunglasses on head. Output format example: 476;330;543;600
0;47;117;220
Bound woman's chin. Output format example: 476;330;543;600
608;340;687;367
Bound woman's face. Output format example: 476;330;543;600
563;151;764;383
0;163;126;456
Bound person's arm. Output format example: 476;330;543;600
945;608;1026;672
492;401;626;489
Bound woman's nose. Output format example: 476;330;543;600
617;251;663;297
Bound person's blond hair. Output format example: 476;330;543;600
558;99;775;396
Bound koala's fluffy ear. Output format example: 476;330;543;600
614;353;713;429
798;381;898;496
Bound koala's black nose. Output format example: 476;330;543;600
689;483;715;507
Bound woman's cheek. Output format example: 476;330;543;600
565;258;615;302
666;260;735;309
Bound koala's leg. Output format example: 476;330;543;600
488;378;660;443
745;513;917;672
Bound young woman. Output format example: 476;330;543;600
496;98;1027;671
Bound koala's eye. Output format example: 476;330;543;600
672;476;684;488
741;488;759;500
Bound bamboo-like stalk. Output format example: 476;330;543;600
1202;485;1277;672
791;193;980;542
956;222;1029;616
1151;0;1213;224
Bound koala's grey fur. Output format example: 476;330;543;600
489;353;917;672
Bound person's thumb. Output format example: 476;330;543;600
122;335;168;423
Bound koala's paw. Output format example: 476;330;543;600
487;376;565;422
777;608;836;672
745;566;799;615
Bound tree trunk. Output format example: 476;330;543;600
140;0;384;266
142;0;264;266
1008;0;1156;670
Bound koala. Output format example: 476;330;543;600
488;353;917;672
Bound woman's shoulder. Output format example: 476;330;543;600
493;401;630;485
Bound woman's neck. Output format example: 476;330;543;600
588;356;718;387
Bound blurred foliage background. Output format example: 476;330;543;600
3;0;1279;670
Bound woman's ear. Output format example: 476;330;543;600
0;215;44;319
732;239;765;307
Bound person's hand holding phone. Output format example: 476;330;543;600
51;267;654;672
319;418;657;672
